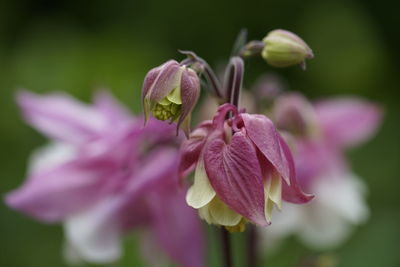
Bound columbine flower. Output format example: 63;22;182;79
260;95;382;249
261;29;314;69
142;60;200;135
180;104;312;232
5;91;204;267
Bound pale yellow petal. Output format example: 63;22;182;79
186;159;216;209
269;172;282;210
158;97;171;105
167;87;182;105
209;197;242;226
264;170;283;222
180;114;191;137
265;199;274;222
198;204;214;224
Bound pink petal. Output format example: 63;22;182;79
177;68;200;130
5;158;118;222
147;60;182;102
179;121;212;177
17;91;107;144
241;113;290;184
142;66;162;104
204;130;267;226
115;147;182;230
315;98;382;148
94;91;132;124
279;135;314;204
295;140;346;189
212;103;238;129
108;147;202;267
124;147;180;196
147;186;205;267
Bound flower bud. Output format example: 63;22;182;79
142;60;200;135
262;29;314;69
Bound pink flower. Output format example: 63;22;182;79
180;104;312;232
261;94;382;249
5;91;204;267
295;96;382;188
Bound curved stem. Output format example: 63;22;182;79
220;228;232;267
179;50;223;99
224;56;244;107
239;40;264;58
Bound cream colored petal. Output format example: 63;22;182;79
198;204;214;224
209;197;242;226
180;114;191;137
264;171;282;222
264;170;283;222
265;199;274;222
269;172;282;210
186;159;216;209
167;87;182;105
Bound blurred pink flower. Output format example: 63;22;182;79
261;94;382;249
5;91;204;267
296;97;382;188
180;103;312;231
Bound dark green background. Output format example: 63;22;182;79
1;0;399;266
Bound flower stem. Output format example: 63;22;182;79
247;225;258;267
179;50;223;99
224;56;244;107
220;228;233;267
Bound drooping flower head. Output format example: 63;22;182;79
180;104;313;232
142;60;200;135
5;91;204;267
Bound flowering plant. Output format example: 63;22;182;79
5;28;382;267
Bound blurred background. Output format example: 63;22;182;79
0;0;399;266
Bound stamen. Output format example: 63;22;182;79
153;102;181;121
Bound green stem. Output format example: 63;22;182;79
247;225;258;267
220;228;233;267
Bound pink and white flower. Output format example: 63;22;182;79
261;94;382;249
5;91;204;267
180;103;312;232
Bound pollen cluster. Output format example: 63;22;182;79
153;102;181;121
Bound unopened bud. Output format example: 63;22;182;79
142;60;200;135
262;29;314;69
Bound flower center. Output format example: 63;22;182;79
153;102;181;121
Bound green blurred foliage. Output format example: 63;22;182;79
1;0;399;266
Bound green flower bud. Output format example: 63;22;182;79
262;29;314;69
